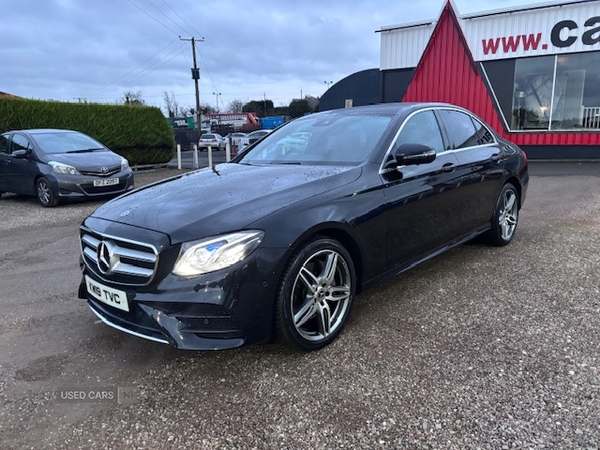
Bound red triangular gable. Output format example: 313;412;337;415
402;1;508;138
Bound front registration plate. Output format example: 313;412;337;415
93;178;119;187
85;275;129;312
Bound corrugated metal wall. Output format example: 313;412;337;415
380;23;435;70
401;2;600;149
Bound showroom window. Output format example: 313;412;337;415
511;52;600;131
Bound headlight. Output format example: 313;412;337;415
49;161;80;175
121;157;129;171
172;230;264;277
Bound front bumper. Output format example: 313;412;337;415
79;247;286;350
51;169;134;200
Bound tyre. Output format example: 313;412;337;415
276;237;355;351
487;183;519;246
36;177;58;207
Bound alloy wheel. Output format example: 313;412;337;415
290;249;352;342
499;188;518;241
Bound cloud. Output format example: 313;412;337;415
0;0;545;110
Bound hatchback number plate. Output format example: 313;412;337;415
93;178;119;187
85;275;129;312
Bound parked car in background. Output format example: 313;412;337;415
198;133;225;150
246;129;273;145
0;129;134;207
78;103;528;351
222;132;246;148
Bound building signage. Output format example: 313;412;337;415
462;1;600;61
167;117;195;129
550;17;600;48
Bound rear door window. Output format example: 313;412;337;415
472;118;495;146
437;110;479;149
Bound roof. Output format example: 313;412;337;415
320;102;455;116
6;129;77;135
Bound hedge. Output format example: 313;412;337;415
0;98;175;166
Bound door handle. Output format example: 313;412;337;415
441;163;455;173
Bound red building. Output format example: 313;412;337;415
378;0;600;159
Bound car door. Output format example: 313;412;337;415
381;109;465;269
4;133;37;195
436;109;505;232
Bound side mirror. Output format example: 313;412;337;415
11;149;29;158
384;143;436;170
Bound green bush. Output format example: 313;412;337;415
0;98;175;166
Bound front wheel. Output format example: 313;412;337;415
276;237;355;351
487;183;519;246
36;177;58;207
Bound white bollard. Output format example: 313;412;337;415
207;145;213;168
193;144;198;169
177;144;182;170
225;140;231;162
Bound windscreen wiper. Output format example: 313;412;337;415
66;148;104;153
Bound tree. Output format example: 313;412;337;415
242;99;274;117
226;99;244;113
200;103;219;115
288;98;314;118
121;90;145;106
163;91;182;117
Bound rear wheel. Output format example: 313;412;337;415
487;183;519;246
276;237;355;351
36;177;58;207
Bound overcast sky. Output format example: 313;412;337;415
2;0;547;113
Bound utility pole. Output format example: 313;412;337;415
181;36;204;132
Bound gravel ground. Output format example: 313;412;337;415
0;164;599;449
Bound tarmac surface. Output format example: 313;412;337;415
0;161;599;449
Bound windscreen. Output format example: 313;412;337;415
239;113;391;165
31;132;105;154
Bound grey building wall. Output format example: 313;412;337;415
319;69;381;111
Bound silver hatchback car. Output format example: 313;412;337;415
0;129;134;207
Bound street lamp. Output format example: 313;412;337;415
324;81;333;90
212;92;222;110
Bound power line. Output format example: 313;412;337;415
84;38;180;98
143;0;193;37
198;51;220;97
159;0;203;37
116;46;185;88
125;0;180;36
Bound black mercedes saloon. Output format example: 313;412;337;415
78;103;529;351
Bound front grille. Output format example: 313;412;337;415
80;165;121;177
81;229;158;286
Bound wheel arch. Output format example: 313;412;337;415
504;176;522;208
285;224;365;294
